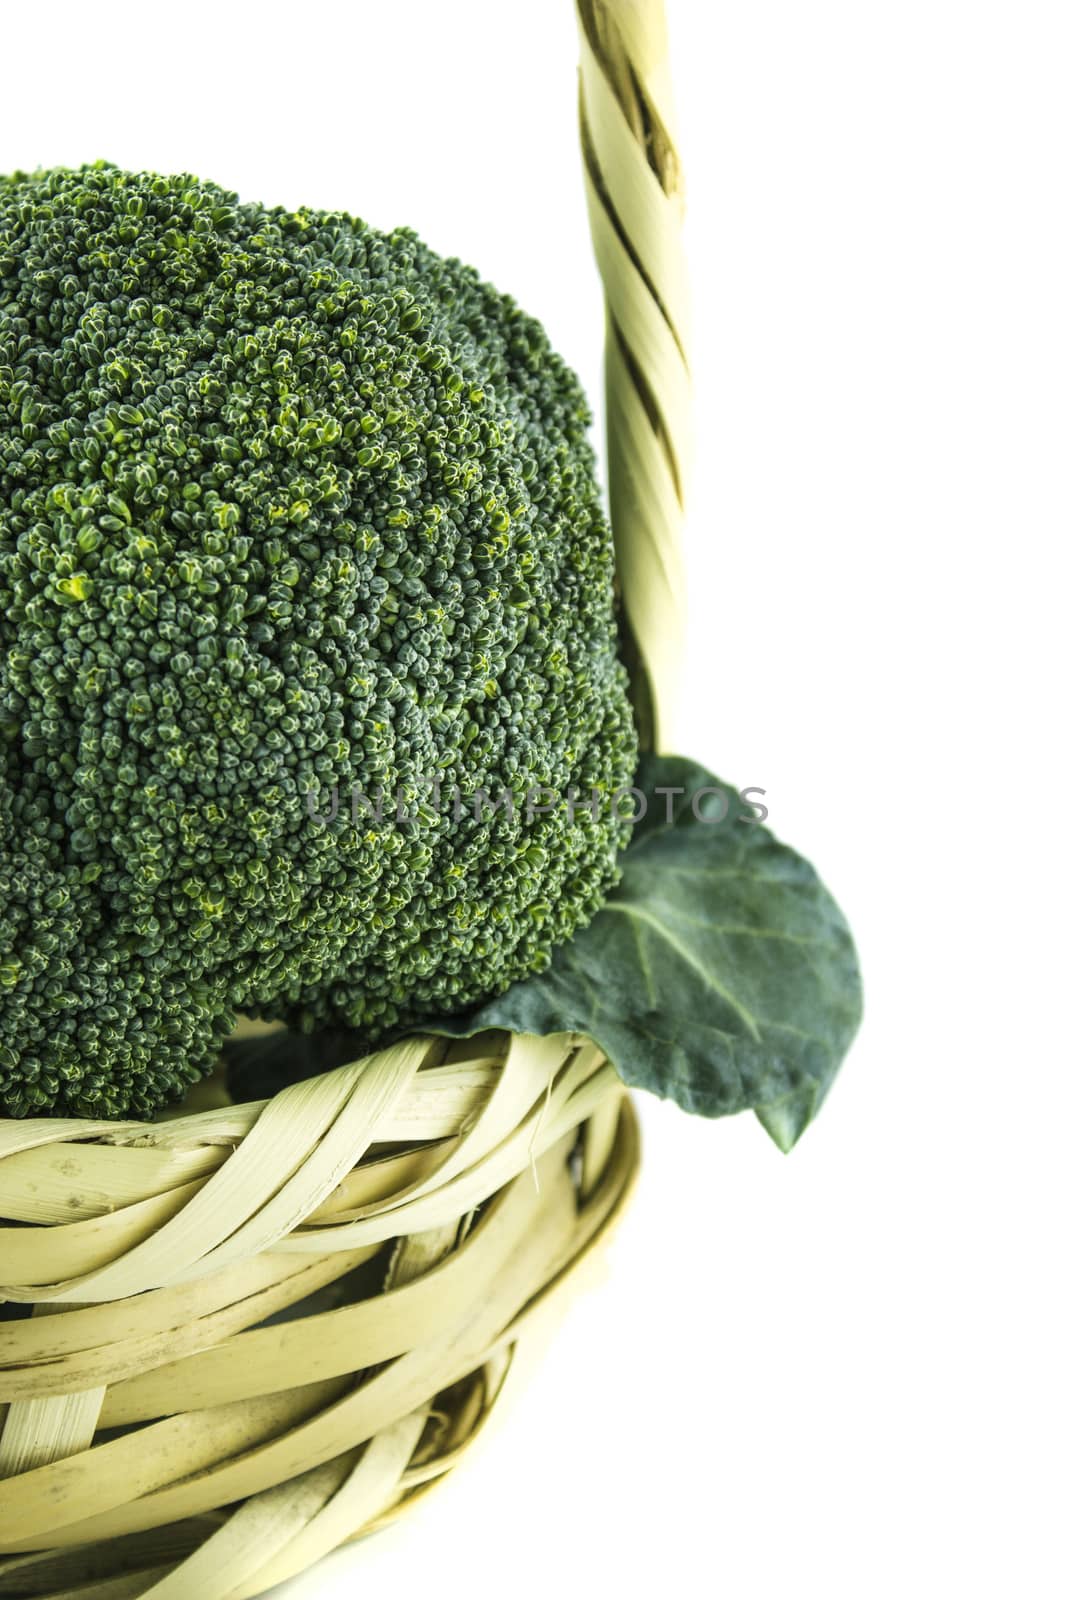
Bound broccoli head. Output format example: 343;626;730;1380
0;163;637;1118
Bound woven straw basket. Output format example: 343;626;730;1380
0;3;689;1593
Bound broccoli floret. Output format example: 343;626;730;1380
0;163;637;1118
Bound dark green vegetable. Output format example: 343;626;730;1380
0;163;637;1118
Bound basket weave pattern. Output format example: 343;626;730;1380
0;1034;636;1594
0;3;686;1593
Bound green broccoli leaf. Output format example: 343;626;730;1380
432;754;862;1150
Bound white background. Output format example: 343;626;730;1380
3;1;1064;1595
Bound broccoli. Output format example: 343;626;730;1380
0;163;637;1118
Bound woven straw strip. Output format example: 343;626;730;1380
577;0;690;751
0;1094;636;1591
0;1033;606;1302
0;1254;377;1404
0;1379;104;1477
0;1520;227;1599
145;1412;432;1600
0;1101;636;1559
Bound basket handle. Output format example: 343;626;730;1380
576;0;691;755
